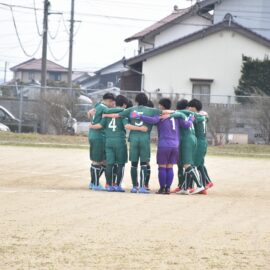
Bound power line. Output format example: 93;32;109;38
48;16;62;39
33;0;43;36
48;40;69;61
10;6;42;57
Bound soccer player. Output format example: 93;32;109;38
89;95;132;192
103;93;161;194
170;99;205;195
188;99;213;194
88;93;122;191
131;98;193;194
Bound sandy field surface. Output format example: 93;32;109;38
0;146;270;270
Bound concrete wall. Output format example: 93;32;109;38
142;29;270;103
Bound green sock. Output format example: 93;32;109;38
116;164;125;186
140;165;147;188
145;164;151;187
105;164;114;186
177;163;184;188
131;166;138;187
112;164;118;185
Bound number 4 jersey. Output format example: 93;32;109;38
99;117;128;140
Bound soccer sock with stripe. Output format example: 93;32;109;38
105;164;114;186
158;167;166;189
166;168;174;189
91;164;102;186
140;165;148;188
203;165;212;183
116;164;125;186
145;164;151;187
197;165;209;186
112;164;118;185
177;163;184;188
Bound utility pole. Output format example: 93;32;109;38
68;0;75;89
41;0;49;88
4;61;8;83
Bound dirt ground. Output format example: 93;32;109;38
0;146;270;270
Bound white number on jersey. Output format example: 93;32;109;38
108;118;117;132
170;118;176;130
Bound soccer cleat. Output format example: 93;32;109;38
114;185;125;192
144;185;150;191
138;187;150;194
206;182;214;189
190;186;205;195
105;183;109;189
164;187;170;195
89;183;95;190
93;184;106;191
171;187;181;193
106;185;115;192
188;188;195;193
199;189;208;195
130;187;138;193
156;188;165;194
176;189;190;195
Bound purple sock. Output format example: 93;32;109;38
166;168;174;188
158;167;167;188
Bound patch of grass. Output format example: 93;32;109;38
208;144;270;158
1;132;270;158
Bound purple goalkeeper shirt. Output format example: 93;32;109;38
140;115;192;148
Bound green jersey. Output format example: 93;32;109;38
194;115;207;140
100;116;128;140
171;110;195;140
119;105;161;141
89;103;123;140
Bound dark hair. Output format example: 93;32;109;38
147;100;154;108
176;99;188;110
188;99;202;112
159;98;171;109
103;92;116;101
126;99;133;108
115;95;128;107
135;93;148;106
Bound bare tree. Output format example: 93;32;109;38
207;107;233;146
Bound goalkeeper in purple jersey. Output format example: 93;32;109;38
131;98;193;194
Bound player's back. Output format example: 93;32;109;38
157;118;180;148
126;105;160;140
102;117;126;140
194;115;207;140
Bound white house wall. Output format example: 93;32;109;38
142;29;270;103
214;0;270;39
154;15;212;47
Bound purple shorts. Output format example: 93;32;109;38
156;147;179;165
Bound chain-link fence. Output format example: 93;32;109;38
0;85;269;144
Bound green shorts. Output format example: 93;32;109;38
194;139;207;167
180;136;197;165
89;138;105;162
129;138;150;163
105;139;127;165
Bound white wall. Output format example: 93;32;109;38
142;29;270;103
214;0;270;39
155;15;212;47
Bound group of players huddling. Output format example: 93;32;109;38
88;92;213;195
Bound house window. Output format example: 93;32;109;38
28;71;35;80
190;78;213;105
49;72;62;81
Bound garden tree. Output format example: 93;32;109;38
253;96;270;144
35;91;75;135
235;55;270;102
207;107;233;146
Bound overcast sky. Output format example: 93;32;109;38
0;0;191;81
